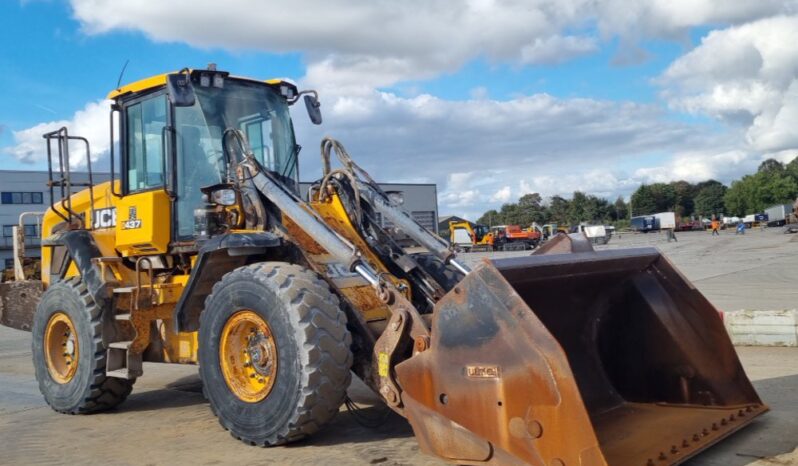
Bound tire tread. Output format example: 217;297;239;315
202;262;352;446
34;277;133;414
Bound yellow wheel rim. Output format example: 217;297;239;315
44;312;79;384
219;310;278;403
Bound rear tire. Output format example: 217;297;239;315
199;262;352;446
32;277;134;414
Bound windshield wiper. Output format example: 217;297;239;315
280;144;301;178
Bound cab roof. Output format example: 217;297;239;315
107;71;293;100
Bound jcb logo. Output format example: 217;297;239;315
122;206;142;230
92;208;116;229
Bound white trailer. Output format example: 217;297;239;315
653;212;676;230
765;204;793;226
577;224;611;245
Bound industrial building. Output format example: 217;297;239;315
0;170;110;269
0;170;438;270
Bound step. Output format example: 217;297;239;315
105;369;133;379
112;287;136;294
95;257;123;263
106;340;142;379
108;340;133;350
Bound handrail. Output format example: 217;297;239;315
12;211;44;280
42;127;96;229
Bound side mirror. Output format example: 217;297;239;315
167;72;196;107
304;94;322;125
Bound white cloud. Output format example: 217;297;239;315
490;186;512;203
291;86;731;218
69;0;798;88
631;149;757;184
3;100;111;168
660;15;798;152
594;0;795;41
520;35;598;65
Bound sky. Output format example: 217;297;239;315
2;1;798;220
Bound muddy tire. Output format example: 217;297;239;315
411;253;465;291
199;262;352;446
32;277;134;414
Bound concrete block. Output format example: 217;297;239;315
724;309;798;347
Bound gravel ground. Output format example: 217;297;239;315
0;227;795;465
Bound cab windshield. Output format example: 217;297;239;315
173;79;298;238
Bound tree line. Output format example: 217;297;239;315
474;157;798;227
477;191;628;226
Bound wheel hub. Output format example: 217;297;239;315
248;333;275;377
219;310;278;403
43;312;79;384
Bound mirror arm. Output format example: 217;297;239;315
288;89;318;106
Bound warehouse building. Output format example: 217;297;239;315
0;170;438;269
0;170;110;269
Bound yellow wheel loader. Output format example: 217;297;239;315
0;66;767;466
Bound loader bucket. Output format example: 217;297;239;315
396;247;766;466
0;280;42;332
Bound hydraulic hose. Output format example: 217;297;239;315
319;136;470;275
226;129;383;287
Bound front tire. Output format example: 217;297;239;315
32;277;134;414
199;262;352;446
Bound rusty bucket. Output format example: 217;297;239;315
0;280;42;331
397;238;765;466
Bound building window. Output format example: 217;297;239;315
411;211;436;230
1;192;44;204
2;225;38;238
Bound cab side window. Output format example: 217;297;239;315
126;95;167;192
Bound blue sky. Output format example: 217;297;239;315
2;1;796;218
0;1;306;155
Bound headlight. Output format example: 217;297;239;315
211;189;237;206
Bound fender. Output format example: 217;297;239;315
41;230;108;305
173;232;283;332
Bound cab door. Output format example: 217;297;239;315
116;92;172;257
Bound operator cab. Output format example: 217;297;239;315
109;66;320;250
473;224;490;242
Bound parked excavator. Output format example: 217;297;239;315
0;66;766;466
449;220;495;252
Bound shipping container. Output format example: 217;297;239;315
630;215;657;232
765;204;793;227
